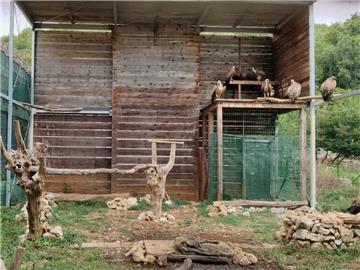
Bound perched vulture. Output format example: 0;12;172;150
225;65;241;81
251;67;266;81
347;194;360;215
211;80;226;101
320;76;337;101
286;79;301;102
261;79;274;97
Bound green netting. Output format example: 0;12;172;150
208;133;302;202
1;50;31;103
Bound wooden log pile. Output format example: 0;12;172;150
125;237;258;268
278;206;360;249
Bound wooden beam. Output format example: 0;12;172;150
201;114;208;200
151;142;157;164
208;112;214;150
230;80;279;85
15;1;34;26
299;108;307;201
113;2;118;25
147;139;184;145
48;192;130;202
216;106;223;201
196;5;210;26
220;199;308;208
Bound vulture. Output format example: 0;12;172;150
225;65;241;81
211;80;226;101
261;79;274;97
320;76;337;101
286;79;301;102
347;194;360;215
251;67;266;81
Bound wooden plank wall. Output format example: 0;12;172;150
34;113;112;194
199;35;273;107
34;31;112;110
112;25;200;200
273;9;310;96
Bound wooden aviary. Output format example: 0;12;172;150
0;120;47;240
146;139;184;218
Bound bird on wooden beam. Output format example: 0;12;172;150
347;194;360;215
320;76;337;101
286;79;302;102
211;80;226;101
261;79;274;97
225;65;241;82
251;67;266;81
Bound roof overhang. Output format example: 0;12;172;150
17;0;316;32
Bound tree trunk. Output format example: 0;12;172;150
146;143;177;218
0;120;47;240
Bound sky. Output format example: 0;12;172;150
0;0;360;36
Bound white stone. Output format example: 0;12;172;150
126;197;138;209
49;226;63;238
296;217;314;230
293;229;309;240
43;232;57;239
353;229;360;237
313;223;330;235
334;239;342;246
242;211;250;217
306;232;324;242
338;226;354;243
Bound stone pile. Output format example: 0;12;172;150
278;206;360;249
208;201;286;217
15;192;57;223
107;197;138;210
137;211;176;223
16;193;63;241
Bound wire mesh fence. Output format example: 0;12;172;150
205;108;306;202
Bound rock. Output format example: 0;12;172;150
323;235;335;241
296;217;314;230
312;223;330;235
338;226;354;243
310;242;323;248
353;229;360;237
242;211;250;217
306;232;324;242
271;207;286;215
126;197;138;209
232;248;258;266
296;206;311;213
330;241;337;249
43;232;57;239
18;233;28;242
293;229;309;240
157;255;167;267
296;240;310;248
322;242;333;249
343;224;352;229
49;226;63;239
334;239;342;246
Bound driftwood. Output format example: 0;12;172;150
9;247;25;270
173;258;192;270
257;97;308;103
167;255;229;264
219;199;308;208
0;120;47;240
335;213;360;224
22;103;83;112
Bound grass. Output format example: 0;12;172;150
128;196;191;212
260;244;360;270
317;185;359;212
329;164;360;185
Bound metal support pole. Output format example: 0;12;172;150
5;1;15;207
309;4;317;209
27;30;36;148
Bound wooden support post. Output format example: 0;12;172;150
238;84;242;99
300;109;307;201
201;114;208;200
208;112;214;149
216;106;223;201
151;142;157;164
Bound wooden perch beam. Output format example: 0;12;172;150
22;103;83;112
147;139;184;144
29;164;157;175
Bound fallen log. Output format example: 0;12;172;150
174;258;192;270
335;213;360;224
167;254;229;264
219;199;308;208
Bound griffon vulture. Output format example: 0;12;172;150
347;194;360;215
211;80;226;101
251;67;266;81
320;76;337;101
261;79;274;97
286;79;301;102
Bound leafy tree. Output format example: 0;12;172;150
315;14;360;90
1;28;32;65
317;96;360;163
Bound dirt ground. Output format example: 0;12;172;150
83;205;283;270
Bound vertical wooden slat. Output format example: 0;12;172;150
151;142;157;164
208;112;214;150
300;108;307;200
217;106;223;201
200;114;208;200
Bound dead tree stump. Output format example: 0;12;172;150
145;140;183;219
0;120;47;240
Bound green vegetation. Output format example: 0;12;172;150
1;28;32;65
315;14;360;90
317;185;359;213
261;245;360;270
